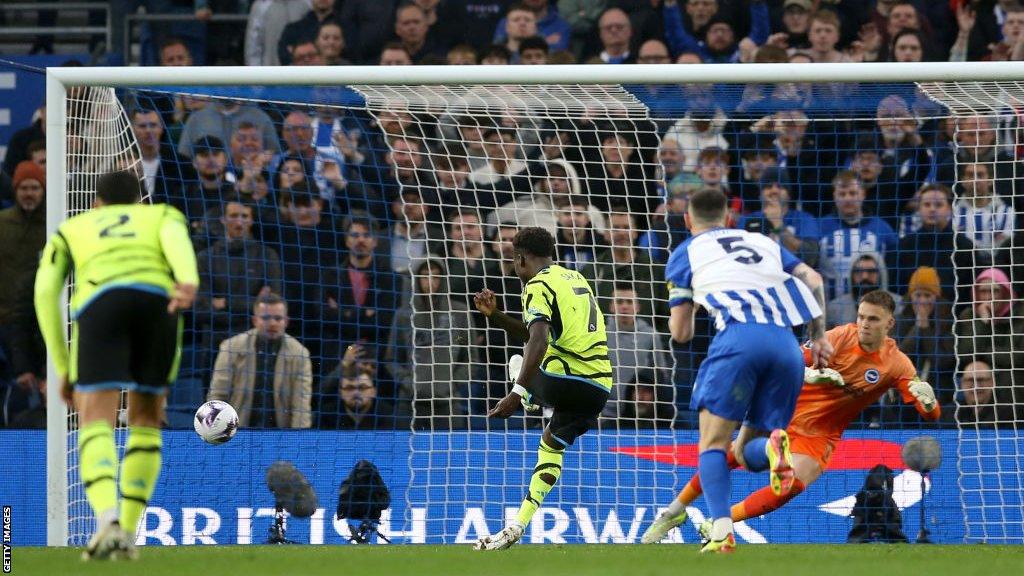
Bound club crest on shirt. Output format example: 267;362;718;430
865;369;880;384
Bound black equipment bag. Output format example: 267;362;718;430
848;464;908;543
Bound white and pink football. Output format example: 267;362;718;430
193;400;238;445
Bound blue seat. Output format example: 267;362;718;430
165;377;206;429
176;345;203;379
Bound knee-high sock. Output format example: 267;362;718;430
698;449;731;522
731;478;807;522
666;450;741;516
742;437;770;472
119;426;163;537
78;420;119;529
515;439;564;528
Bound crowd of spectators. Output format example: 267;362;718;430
17;1;1024;68
1;0;1023;432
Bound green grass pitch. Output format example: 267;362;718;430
12;544;1024;576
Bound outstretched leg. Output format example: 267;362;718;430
734;425;794;496
732;453;821;521
476;429;565;550
697;452;821;541
641;450;741;543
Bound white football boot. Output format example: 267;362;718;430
474;522;525;551
82;522;137;561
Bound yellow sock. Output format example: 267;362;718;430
516;439;564;527
119;426;162;536
78;420;118;526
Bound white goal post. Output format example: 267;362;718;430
45;62;1024;546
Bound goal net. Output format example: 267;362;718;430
46;66;1022;546
915;81;1024;543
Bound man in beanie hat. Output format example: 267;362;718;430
5;159;44;195
897;266;955;415
0;160;48;412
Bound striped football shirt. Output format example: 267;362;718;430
952;197;1015;250
666;228;822;331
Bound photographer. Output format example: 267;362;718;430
736;168;820;268
317;363;400;430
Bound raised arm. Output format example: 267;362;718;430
666;244;695;343
747;0;770;47
474;288;530;343
897;376;941;421
662;0;705;59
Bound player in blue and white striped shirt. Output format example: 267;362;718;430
665;189;832;553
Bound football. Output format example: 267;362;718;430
193;400;239;445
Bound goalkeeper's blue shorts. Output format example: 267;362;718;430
690;322;804;432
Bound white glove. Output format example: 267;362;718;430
804;367;845;387
908;378;937;412
508;355;540;413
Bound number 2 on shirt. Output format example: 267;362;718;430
98;213;136;239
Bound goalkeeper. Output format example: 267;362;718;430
642;290;941;543
35;170;198;560
472;227;612;550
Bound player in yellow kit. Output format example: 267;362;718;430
35;170;198;560
472;227;612;550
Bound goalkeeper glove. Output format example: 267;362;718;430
908;378;937;412
804;367;845;387
508;354;540;413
